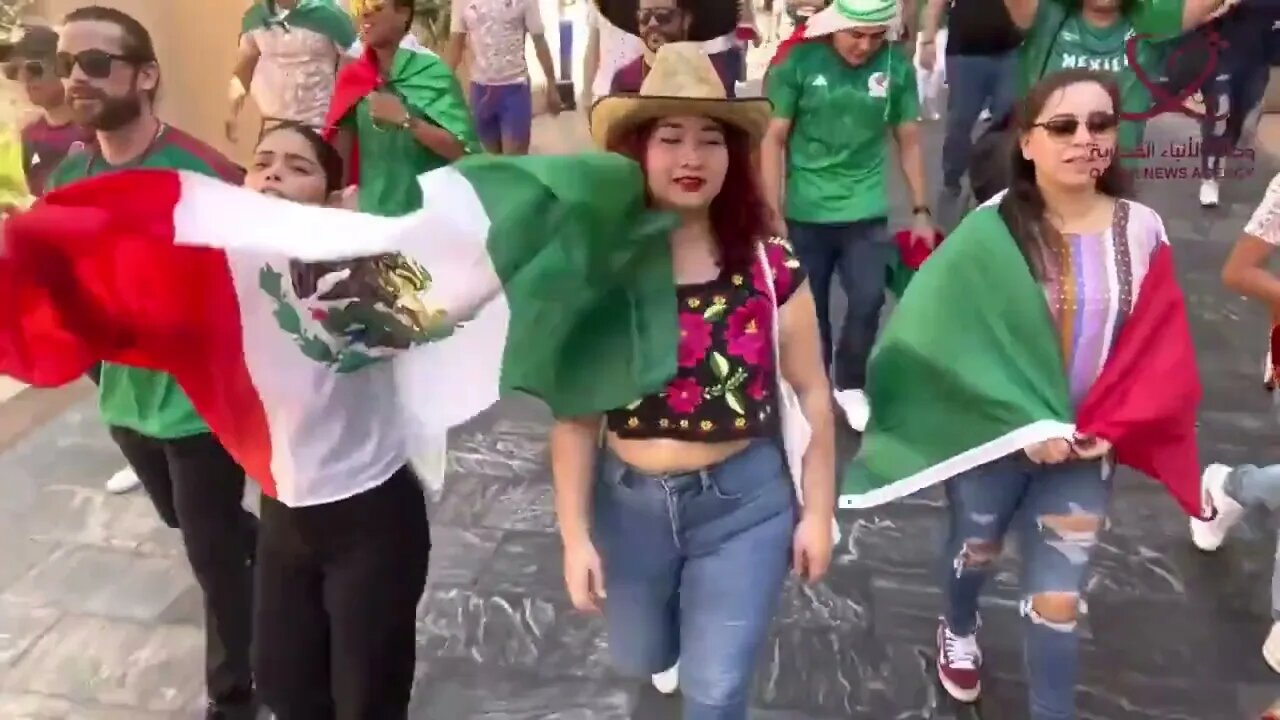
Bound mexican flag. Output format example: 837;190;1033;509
0;154;678;503
840;202;1204;518
322;43;480;182
241;0;357;47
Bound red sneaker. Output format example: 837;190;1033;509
936;620;982;703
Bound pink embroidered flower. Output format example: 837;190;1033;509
751;242;793;297
678;312;712;368
665;377;704;415
726;296;771;366
746;370;769;401
310;308;329;321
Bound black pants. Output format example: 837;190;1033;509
108;427;257;705
254;466;431;720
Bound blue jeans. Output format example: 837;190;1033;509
1223;464;1280;619
1199;61;1270;177
943;454;1113;720
593;440;795;720
787;218;891;390
942;51;1018;189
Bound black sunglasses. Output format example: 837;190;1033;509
3;59;48;81
1032;112;1119;139
637;7;682;25
54;49;146;80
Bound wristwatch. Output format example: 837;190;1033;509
912;205;931;216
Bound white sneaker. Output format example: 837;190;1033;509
1264;622;1280;674
834;389;871;432
1199;179;1220;207
652;661;679;694
104;467;141;494
979;108;992;121
1190;463;1245;551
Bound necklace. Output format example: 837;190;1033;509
84;119;166;175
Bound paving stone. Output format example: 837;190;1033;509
409;658;635;719
21;485;178;556
0;693;180;720
425;525;504;590
0;538;58;594
0;600;60;666
1;615;203;712
4;545;195;623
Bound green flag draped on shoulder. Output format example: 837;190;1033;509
322;45;481;183
841;201;1203;517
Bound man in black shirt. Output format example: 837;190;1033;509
919;0;1021;225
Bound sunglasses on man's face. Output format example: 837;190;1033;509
1032;111;1119;140
3;59;48;81
54;49;142;80
637;7;681;26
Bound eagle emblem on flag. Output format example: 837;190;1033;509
259;253;455;372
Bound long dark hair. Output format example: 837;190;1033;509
998;68;1132;280
609;119;768;274
259;121;345;195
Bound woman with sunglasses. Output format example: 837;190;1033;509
910;69;1187;717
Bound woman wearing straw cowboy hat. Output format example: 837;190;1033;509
761;0;933;433
551;41;837;719
593;0;743;96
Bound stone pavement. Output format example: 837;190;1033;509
7;84;1280;720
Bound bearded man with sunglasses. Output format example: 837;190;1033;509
41;7;259;720
595;0;742;95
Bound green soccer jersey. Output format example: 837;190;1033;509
45;126;243;439
1019;0;1185;154
767;41;919;224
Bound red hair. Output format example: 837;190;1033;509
608;119;768;274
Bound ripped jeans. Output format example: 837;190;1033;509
943;453;1112;720
1222;464;1280;620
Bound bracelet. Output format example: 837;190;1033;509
400;115;413;130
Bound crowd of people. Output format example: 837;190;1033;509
0;0;1279;718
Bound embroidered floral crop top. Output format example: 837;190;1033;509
606;238;807;441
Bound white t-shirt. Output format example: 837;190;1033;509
452;0;544;86
245;22;352;126
587;3;644;99
1246;172;1280;245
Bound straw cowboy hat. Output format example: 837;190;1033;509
589;42;770;149
804;0;902;38
591;0;740;42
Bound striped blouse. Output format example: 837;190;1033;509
1041;199;1167;405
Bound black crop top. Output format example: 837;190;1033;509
606;238;807;441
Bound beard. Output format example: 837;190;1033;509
641;26;682;52
71;90;143;132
